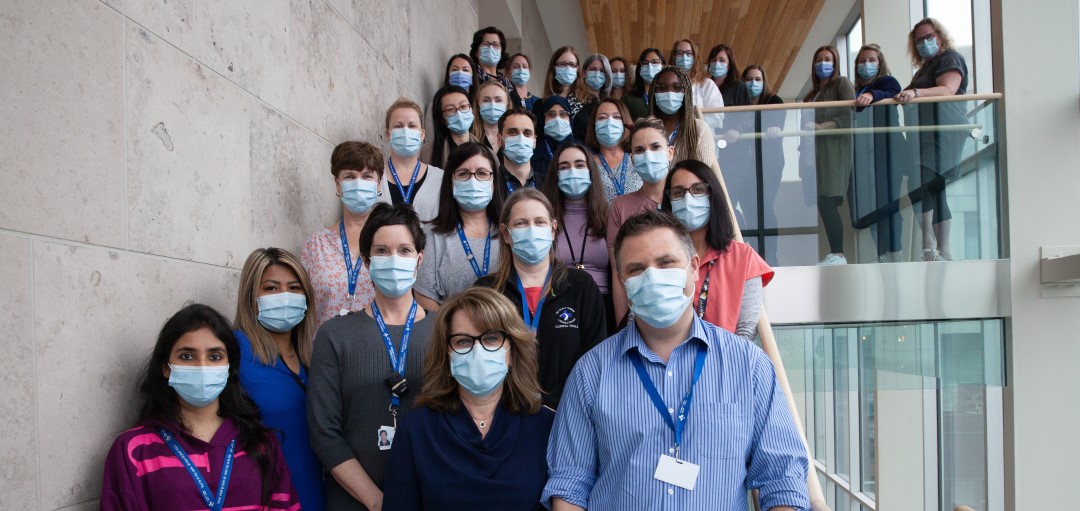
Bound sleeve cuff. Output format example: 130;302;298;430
756;477;812;511
540;474;592;509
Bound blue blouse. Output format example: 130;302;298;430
382;401;555;511
236;330;325;511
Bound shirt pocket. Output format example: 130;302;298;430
693;402;751;459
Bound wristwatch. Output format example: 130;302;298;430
913;88;920;98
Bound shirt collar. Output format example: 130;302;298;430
622;314;713;361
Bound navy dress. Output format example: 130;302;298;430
382;401;555;511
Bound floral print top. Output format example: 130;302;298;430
300;227;375;329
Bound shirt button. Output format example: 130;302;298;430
668;488;674;495
667;371;673;377
668;447;675;454
668;407;675;414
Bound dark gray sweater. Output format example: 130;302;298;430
307;308;435;510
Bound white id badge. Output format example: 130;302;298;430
653;454;700;490
377;426;395;450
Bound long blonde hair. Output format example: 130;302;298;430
234;248;316;366
470;80;510;140
670;38;706;83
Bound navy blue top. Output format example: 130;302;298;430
236;330;325;511
382;401;555;511
856;75;902;109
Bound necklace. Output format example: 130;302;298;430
471;415;491;429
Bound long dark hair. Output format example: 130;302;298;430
429;142;502;235
707;44;742;88
743;64;778;104
804;45;841;102
660;159;735;253
540;140;607;240
137;303;279;505
430;85;472;169
470;27;507;71
631;47;664;97
442;53;478;96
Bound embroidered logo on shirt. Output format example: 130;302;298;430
555;307;577;327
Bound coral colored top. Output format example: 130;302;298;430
696;242;774;332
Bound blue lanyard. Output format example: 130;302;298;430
515;268;552;331
371;300;417;408
598;152;629;196
387;158;421;205
158;429;235;511
457;223;493;278
668;122;681;146
339;220;363;299
629;341;707;459
643;92;649;106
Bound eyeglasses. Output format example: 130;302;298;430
915;32;937;44
654;83;685;93
442;103;472;117
641;58;663;66
452;168;494;181
449;331;508;354
673;50;694;57
544;110;571;120
554;61;578;68
668;182;711;200
480;41;502;50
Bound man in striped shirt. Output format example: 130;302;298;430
541;209;809;510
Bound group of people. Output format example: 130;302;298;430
98;17;964;511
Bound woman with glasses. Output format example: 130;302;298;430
670;39;724;113
475;188;606;408
382;98;444;222
648;66;720;170
496;108;545;194
471;81;512;151
382;287;553;511
571;54;613;140
622;48;664;120
542;46;586;119
661;159;773;338
308;202;435;511
415;142;502;311
508;53;540;110
531;95;575;179
585;98;641;201
470;27;514;95
430;85;478;169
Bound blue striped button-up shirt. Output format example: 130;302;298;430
541;317;809;510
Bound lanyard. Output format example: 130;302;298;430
643;92;649;106
668;122;681;146
629;342;707;459
339;220;364;299
696;260;716;318
158;429;235;511
516;268;552;331
371;300;418;409
562;224;590;269
387;158;421;205
598;152;629;196
457;223;493;278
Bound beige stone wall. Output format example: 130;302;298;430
0;0;477;508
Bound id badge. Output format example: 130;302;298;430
653;454;700;490
377;426;395;450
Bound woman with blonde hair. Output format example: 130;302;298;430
382;98;444;222
470;80;512;152
382;287;553;510
234;247;324;510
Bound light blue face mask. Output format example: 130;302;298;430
558;168;592;199
453;178;493;212
555;67;578;86
655;92;685;115
479;102;507;125
671;193;711;231
814;61;834;80
611;72;627;88
585;70;606;90
595;117;625;147
449;70;473;89
639;62;662;83
389;127;422;157
502;135;535;164
479;45;501;67
168;364;230;408
369;255;418;298
450;347;508;396
257;292;308;332
709;61;728;79
545;117;572;141
746;80;764;98
446;109;475;135
510;225;553;265
633;150;670;183
341;178;379;214
675;54;694;73
917;37;940;60
511;68;530;85
624;265;691;328
856;62;879;81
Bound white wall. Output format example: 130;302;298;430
0;0;478;508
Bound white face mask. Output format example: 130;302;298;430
624;263;692;328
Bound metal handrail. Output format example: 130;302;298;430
699;92;1002;114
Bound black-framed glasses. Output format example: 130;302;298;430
654;83;685;93
668;182;711;200
449;331;508;354
916;32;937;44
554;60;578;68
641;58;663;66
480;41;502;50
673;50;694;57
452;168;494;181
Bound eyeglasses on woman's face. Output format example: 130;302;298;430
449;330;508;354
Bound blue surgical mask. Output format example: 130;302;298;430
341;178;379;214
503;135;535;164
446;109;474;134
856;62;878;81
624;265;691;328
814;61;834;80
558;168;591;199
585;70;606;90
449;70;473;89
369;255;418;298
639;63;662;83
479;46;501;67
479;102;507;125
633;150;670;183
257;292;307;332
746;80;764;98
670;193;711;231
595;117;625;147
389;127;422;157
511;68;530;85
168;364;230;408
450;347;508;396
544;117;572;141
612;72;627;88
709;61;728;79
675;54;694;73
555;67;578;86
917;38;940;60
510;225;553;265
453;178;493;212
655;92;685;115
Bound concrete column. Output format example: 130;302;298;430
860;0;914;86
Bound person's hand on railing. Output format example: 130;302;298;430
722;129;741;144
895;89;917;103
803;121;818;131
854;92;874;107
765;127;782;139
